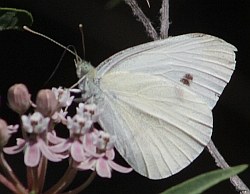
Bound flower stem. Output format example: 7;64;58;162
27;167;32;190
30;166;39;193
0;173;18;193
37;155;48;193
61;171;96;194
0;152;28;194
43;158;77;194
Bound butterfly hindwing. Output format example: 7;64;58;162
98;72;212;179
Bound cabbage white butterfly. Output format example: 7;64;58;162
76;33;236;179
24;27;236;179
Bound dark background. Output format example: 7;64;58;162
0;0;250;193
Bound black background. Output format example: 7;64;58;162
0;0;250;193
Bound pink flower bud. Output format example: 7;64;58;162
0;119;9;147
0;119;18;148
36;89;58;117
8;83;31;115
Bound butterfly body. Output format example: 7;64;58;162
77;33;236;179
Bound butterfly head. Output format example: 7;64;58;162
75;57;94;79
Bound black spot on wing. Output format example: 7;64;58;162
180;73;193;86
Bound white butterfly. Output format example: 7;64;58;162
76;33;237;179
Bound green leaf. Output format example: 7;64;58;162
0;7;33;31
161;164;248;194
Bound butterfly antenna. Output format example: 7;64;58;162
23;26;77;56
78;24;86;60
23;26;83;84
44;45;75;85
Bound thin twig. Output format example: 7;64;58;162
124;0;159;40
207;140;250;194
160;0;169;39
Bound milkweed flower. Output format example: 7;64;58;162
77;103;102;122
51;109;68;124
52;87;74;108
76;131;133;178
49;104;93;162
51;87;75;124
3;112;61;167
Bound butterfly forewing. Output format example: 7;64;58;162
96;33;237;109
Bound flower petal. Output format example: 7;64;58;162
7;124;19;133
105;149;115;160
83;133;96;155
24;141;40;167
76;157;96;171
49;140;72;153
106;135;116;150
71;140;85;162
69;88;81;93
37;138;61;162
96;158;111;178
51;111;67;124
47;131;66;144
3;139;27;154
21;115;32;133
108;160;133;174
16;138;26;145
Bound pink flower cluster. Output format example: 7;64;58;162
0;83;132;193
